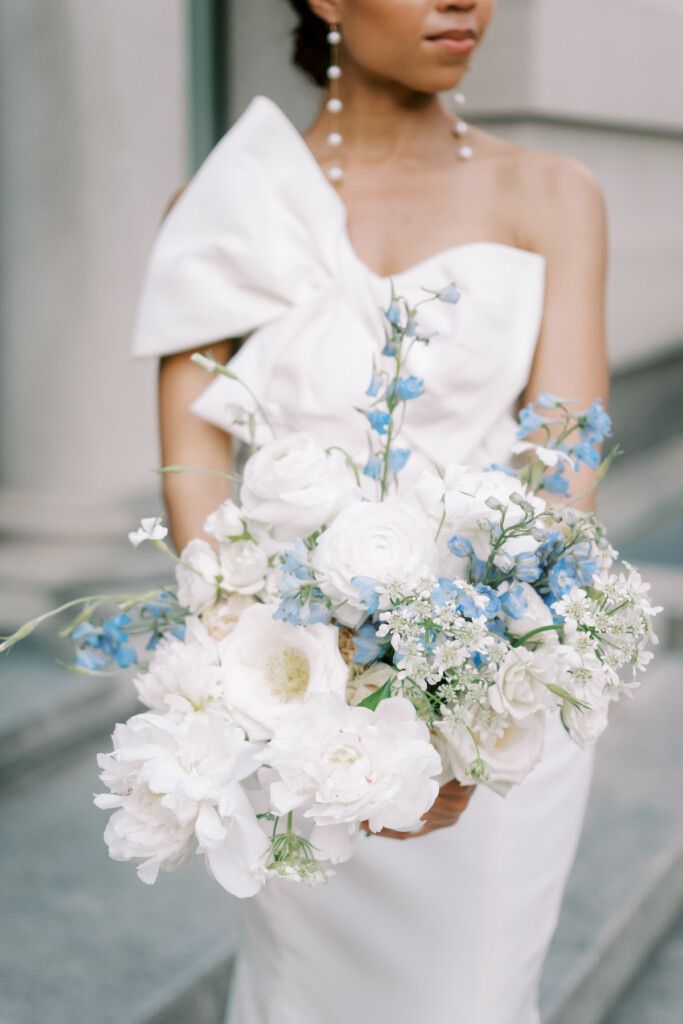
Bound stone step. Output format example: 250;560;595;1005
540;650;683;1024
0;731;241;1024
601;909;683;1024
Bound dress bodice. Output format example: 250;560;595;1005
131;94;547;486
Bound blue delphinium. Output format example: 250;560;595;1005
387;448;410;475
363;453;383;480
580;398;612;444
351;576;381;616
390;375;425;401
517;402;548;439
365;410;391;435
72;613;138;670
352;622;391;665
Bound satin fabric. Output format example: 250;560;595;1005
130;94;594;1024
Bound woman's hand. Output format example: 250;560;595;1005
359;778;476;841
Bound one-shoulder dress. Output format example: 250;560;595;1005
131;94;595;1024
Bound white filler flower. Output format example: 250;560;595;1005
266;694;442;864
219;602;349;741
128;516;168;548
313;500;436;627
239;432;358;541
94;710;268;897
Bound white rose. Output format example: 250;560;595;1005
219;602;349;741
561;694;610;747
313;500;436;628
496;581;559;646
266;694;442;863
203;500;246;542
489;647;558;721
436;707;546;796
240;432;358;541
176;538;268;614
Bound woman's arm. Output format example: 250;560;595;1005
158;342;235;554
520;154;610;513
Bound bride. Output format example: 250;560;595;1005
131;1;609;1021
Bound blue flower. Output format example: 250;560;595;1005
535;529;565;565
572;441;600;471
273;596;303;626
382;335;400;358
485;463;518;478
71;622;97;643
307;598;333;625
384;300;402;325
351;576;380;615
365;372;383;397
365;410;391;435
548;557;579;598
577;555;602;586
405;317;417;337
498;583;529;619
146;634;160;651
513;552;542;582
476;585;501;618
536;392;565;409
281;538;311;579
438;283;461;304
388;447;410;474
517;403;547;439
447;534;474;558
580;398;612;444
75;649;106;670
391;375;425;401
171;624;186;641
431;578;460;606
277;574;303;599
115;644;138;669
363;454;383;480
352;622;390;665
541;471;570;494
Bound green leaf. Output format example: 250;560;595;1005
357;678;394;711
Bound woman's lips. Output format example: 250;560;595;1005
426;35;476;55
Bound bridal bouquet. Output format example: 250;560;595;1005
1;283;662;898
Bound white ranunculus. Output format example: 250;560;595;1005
496;581;559;646
176;538;268;614
489;647;558;722
203;500;246;542
94;710;267;897
219;602;349;741
239;432;358;541
266;694;442;864
313;500;436;628
436;707;546;796
133;628;226;717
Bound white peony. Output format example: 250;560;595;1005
219;602;349;741
176;538;268;613
313;500;436;628
133;627;226;717
266;694;442;863
489;647;559;721
94;710;268;897
239;432;358;541
436;707;546;796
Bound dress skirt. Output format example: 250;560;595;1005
226;708;594;1024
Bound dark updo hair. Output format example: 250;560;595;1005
283;0;331;87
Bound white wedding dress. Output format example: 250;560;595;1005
131;94;595;1024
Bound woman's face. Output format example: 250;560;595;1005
315;0;496;94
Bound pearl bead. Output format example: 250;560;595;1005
327;65;342;80
327;132;343;147
327;29;341;45
453;119;468;136
453;91;466;105
326;97;343;114
458;144;474;159
327;166;343;182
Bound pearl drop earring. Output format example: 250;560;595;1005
451;90;473;160
326;23;344;183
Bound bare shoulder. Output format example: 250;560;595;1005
502;143;608;257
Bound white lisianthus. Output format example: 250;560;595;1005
128;516;168;548
313;500;436;628
266;695;442;864
176;538;268;614
436;707;546;796
496;581;559;646
203;500;246;542
94;711;268;897
219;602;349;741
239;432;358;541
489;647;559;721
133;628;226;717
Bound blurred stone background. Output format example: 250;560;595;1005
0;1;682;1021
